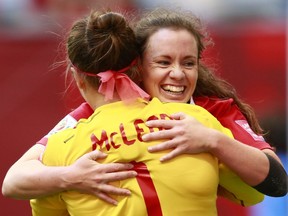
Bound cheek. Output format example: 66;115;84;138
141;69;152;91
142;66;160;85
188;71;198;85
194;72;198;85
141;70;160;94
187;71;198;94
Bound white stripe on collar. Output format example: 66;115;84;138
189;97;195;104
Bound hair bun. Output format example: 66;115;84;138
69;10;137;73
88;11;127;35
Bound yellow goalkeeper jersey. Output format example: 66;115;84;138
31;97;263;216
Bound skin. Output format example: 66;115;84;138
2;27;284;205
140;28;282;186
2;70;136;206
2;144;136;205
141;28;198;103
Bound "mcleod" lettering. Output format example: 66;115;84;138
91;113;172;151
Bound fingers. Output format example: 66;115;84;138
95;184;131;205
92;170;136;205
145;119;175;129
96;184;132;205
159;148;183;162
96;191;120;206
101;169;137;181
170;112;186;120
97;183;131;196
100;163;135;173
148;140;175;152
142;129;174;141
85;150;107;160
148;141;184;162
143;117;184;142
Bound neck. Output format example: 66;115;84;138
78;81;121;110
86;90;120;110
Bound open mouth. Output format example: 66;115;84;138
161;85;185;94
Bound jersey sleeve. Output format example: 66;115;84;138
218;163;264;206
195;96;273;150
36;102;94;146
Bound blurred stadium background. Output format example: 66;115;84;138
0;0;286;215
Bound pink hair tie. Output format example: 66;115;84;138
97;71;150;101
73;59;150;102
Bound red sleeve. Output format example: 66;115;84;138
69;102;94;120
36;102;94;146
194;96;273;150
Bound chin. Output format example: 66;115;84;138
162;97;187;103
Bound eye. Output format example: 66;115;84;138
157;60;170;67
184;61;195;68
159;60;169;65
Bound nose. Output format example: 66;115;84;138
169;65;185;80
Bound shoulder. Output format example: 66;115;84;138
195;96;272;150
36;103;93;146
194;96;252;129
48;102;93;136
194;96;249;124
194;96;235;116
69;102;94;120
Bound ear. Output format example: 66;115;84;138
71;67;86;90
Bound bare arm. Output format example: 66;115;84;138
142;112;286;193
2;144;137;205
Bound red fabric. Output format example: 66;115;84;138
194;96;272;150
69;102;94;120
97;71;150;102
132;161;163;216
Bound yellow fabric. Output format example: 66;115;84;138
30;97;263;216
219;163;264;206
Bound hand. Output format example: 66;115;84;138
142;112;215;162
66;150;137;205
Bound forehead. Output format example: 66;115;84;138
145;28;198;58
150;28;196;42
146;28;198;57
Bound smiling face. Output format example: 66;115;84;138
140;28;199;103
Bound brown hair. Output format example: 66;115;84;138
66;10;140;87
134;8;263;134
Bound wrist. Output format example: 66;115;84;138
207;129;227;156
57;166;76;191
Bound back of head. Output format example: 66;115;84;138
67;10;139;85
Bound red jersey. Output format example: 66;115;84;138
37;96;272;151
194;96;272;150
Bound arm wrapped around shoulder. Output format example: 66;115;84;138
253;153;288;197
